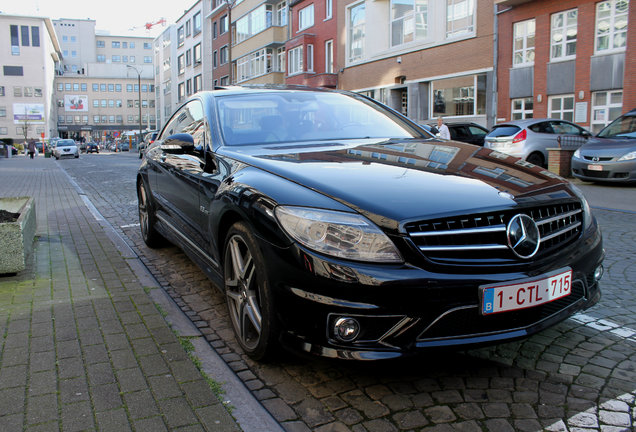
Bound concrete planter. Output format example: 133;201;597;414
0;197;36;274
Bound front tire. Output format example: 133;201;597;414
224;222;278;360
526;152;545;167
137;180;165;248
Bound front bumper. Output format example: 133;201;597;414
571;157;636;182
262;222;604;360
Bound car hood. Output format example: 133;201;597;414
221;139;577;227
579;137;636;155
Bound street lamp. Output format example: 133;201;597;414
126;65;143;150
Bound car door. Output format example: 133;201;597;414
152;100;206;246
549;120;590;149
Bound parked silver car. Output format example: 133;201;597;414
571;108;636;183
52;139;79;160
484;118;591;167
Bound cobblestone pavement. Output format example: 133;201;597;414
60;152;635;431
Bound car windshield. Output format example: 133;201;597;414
486;125;522;138
216;92;424;146
597;114;636;139
58;140;75;146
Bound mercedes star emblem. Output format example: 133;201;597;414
506;214;541;259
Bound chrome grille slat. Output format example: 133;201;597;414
404;202;583;265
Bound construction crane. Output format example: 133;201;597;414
129;18;166;32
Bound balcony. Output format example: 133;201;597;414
232;26;287;60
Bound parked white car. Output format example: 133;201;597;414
52;139;79;160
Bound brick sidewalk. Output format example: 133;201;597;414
0;156;241;431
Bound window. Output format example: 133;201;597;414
73;83;79;91
116;99;122;107
130;56;136;63
31;26;40;47
432;74;486;117
122;55;128;63
82;116;88;124
513;19;535;66
127;84;133;92
10;25;19;55
446;0;474;38
236;48;272;82
194;74;202;93
122;42;127;48
213;51;218;68
101;99;107;107
220;76;229;86
326;0;333;19
551;9;577;60
130;42;135;48
591;90;623;134
93;100;99;108
391;0;428;47
325;40;333;73
306;44;314;71
186;50;192;66
116;84;122;92
71;51;77;58
21;26;30;46
127;100;134;108
178;26;185;46
4;66;24;76
116;115;123;123
178;82;185;102
348;3;366;62
97;55;105;62
81;84;87;91
193;12;202;35
65;83;72;91
511;98;534;120
0;107;5;117
144;56;152;63
595;0;629;53
58;83;64;92
185;20;192;37
108;100;114;108
0;128;7;135
142;84;148;92
288;46;303;75
186;79;192;96
97;40;105;48
178;54;185;74
235;5;273;44
213;21;218;39
144;42;151;49
220;46;229;64
193;43;202;65
112;41;120;48
548;95;575;122
112;55;121;62
299;4;314;30
101;84;107;91
24;87;33;97
277;1;288;26
220;15;228;34
142;99;149;108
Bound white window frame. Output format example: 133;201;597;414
288;46;303;76
325;40;333;73
325;0;333;20
391;0;429;47
591;90;623;134
306;44;314;72
547;94;575;122
299;4;314;31
348;2;366;63
513;19;535;67
595;0;629;54
446;0;475;39
511;97;534;120
550;9;577;61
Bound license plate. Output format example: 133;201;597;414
587;164;603;171
480;269;572;315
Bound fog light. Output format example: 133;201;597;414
594;265;604;281
334;317;360;342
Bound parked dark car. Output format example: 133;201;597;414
139;131;159;159
86;143;100;153
571;108;636;183
447;122;489;146
137;87;603;361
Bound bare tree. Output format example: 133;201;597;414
20;106;31;146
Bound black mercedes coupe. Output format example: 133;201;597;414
137;86;604;361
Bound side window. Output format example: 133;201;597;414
550;121;583;135
528;122;554;134
468;126;486;137
160;100;206;146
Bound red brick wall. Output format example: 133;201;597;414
625;2;636;111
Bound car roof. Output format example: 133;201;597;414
493;118;575;127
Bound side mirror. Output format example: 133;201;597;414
161;133;195;154
582;130;592;138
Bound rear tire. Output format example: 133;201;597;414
138;180;166;248
223;222;279;361
526;152;545;167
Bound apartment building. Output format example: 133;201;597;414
337;0;495;127
0;14;62;143
53;18;155;142
229;0;289;85
210;0;232;87
174;2;205;106
154;25;178;128
495;0;634;133
285;0;338;88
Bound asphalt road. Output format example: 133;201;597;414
57;151;636;432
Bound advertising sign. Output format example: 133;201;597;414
13;103;45;124
64;95;89;112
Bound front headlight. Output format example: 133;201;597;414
618;151;636;161
573;148;581;159
275;206;403;263
571;185;592;229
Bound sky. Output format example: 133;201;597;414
1;0;199;37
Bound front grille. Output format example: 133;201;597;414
583;156;613;162
581;169;610;178
404;202;583;266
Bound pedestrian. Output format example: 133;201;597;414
437;117;450;140
27;140;36;159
